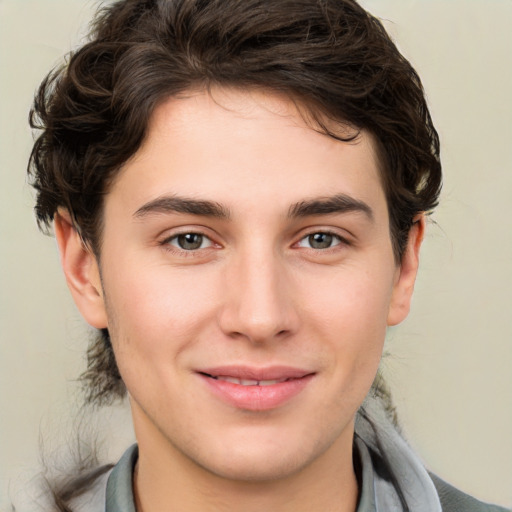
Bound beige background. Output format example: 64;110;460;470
0;0;510;509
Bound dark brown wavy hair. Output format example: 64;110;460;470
28;0;440;426
27;0;441;508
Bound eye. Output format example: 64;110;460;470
167;233;213;251
297;232;343;250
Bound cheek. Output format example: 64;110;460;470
102;262;219;373
300;266;394;384
304;266;394;337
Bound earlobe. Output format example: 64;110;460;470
54;210;108;329
387;214;425;326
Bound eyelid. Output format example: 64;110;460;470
156;225;352;255
293;227;352;248
158;226;221;255
157;224;217;242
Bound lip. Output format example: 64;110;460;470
197;365;315;411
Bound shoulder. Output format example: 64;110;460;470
430;474;511;512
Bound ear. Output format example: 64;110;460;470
54;210;108;329
387;214;425;326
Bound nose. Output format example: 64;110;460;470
218;246;300;344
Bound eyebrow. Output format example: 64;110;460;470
133;193;373;222
133;196;230;220
288;194;374;221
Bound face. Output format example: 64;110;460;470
59;87;421;482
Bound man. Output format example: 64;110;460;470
27;0;508;510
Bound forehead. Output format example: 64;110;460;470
109;87;387;220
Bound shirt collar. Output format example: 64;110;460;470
104;438;404;512
106;443;138;512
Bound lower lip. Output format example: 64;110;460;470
199;374;314;411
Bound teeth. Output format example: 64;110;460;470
240;379;259;386
219;376;244;384
258;379;281;386
215;376;288;386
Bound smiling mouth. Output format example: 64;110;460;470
201;373;294;386
198;368;314;410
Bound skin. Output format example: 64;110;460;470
55;87;424;512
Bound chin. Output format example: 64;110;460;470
190;426;337;483
202;448;311;482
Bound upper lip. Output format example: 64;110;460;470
197;365;314;381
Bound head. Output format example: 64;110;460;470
29;0;441;477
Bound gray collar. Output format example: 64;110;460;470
104;442;381;512
105;398;441;512
106;443;138;512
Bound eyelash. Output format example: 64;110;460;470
159;229;350;256
160;231;216;256
295;231;349;251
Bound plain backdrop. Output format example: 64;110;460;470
0;0;511;509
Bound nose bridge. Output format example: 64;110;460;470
219;241;297;342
